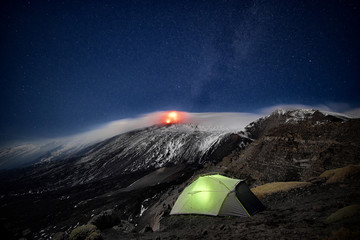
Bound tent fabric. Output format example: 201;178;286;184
235;181;266;215
218;191;249;217
170;174;265;217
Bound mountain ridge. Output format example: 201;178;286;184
0;109;352;170
0;108;359;240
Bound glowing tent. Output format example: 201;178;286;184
170;174;265;217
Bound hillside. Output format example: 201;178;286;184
221;116;360;185
0;109;359;240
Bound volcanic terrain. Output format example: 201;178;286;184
0;109;359;240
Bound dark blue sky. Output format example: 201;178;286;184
1;0;359;143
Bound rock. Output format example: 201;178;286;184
251;182;311;200
150;211;164;232
139;225;153;233
112;220;135;233
69;224;102;240
308;177;326;184
326;227;360;240
325;205;360;224
52;232;66;240
21;228;31;237
312;205;325;212
84;231;102;240
228;117;360;186
88;210;119;230
321;165;360;184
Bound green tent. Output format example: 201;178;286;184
170;174;265;217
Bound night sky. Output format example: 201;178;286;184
1;0;359;144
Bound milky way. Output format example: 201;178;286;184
0;0;359;144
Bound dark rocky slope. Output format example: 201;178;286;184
220;115;360;186
244;109;347;140
104;171;360;240
0;124;248;239
0;109;359;240
0;124;248;193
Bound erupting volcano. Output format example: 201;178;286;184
162;111;186;124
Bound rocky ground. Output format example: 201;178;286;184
221;118;360;186
1;110;359;240
99;167;360;240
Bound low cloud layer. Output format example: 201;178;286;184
71;104;360;146
0;111;261;169
72;111;261;145
258;103;359;116
5;104;360;149
1;104;359;169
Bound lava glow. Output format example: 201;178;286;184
162;111;185;125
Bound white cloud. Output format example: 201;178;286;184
186;112;260;131
2;104;359;169
35;104;360;149
70;111;261;145
344;108;360;118
258;104;331;115
7;103;360;149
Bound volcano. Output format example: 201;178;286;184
161;111;187;125
0;109;359;240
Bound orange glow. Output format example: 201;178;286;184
162;111;186;125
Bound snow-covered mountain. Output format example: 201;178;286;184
0;138;97;169
75;124;248;174
4;124;250;189
0;109;351;170
0;111;260;170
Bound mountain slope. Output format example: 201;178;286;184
219;110;360;185
1;109;359;240
1;124;250;191
0;139;97;170
245;109;348;139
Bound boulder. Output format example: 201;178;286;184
112;220;135;233
69;224;102;240
325;205;360;224
88;210;119;230
52;232;66;240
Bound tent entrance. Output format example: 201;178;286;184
235;182;266;216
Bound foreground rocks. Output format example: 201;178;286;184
101;167;360;239
69;224;102;240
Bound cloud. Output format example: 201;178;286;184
256;103;360;121
258;104;331;115
257;103;358;116
0;111;260;169
72;112;164;144
186;112;260;131
37;104;360;146
344;108;360;118
5;103;359;149
72;111;260;145
2;104;359;169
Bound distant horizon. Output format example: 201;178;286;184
1;1;359;150
1;104;359;148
